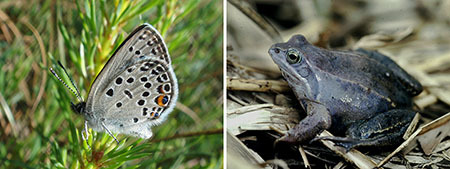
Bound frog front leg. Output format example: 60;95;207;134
314;109;416;152
279;102;332;143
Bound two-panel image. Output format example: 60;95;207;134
1;0;450;168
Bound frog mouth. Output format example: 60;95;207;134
278;62;301;81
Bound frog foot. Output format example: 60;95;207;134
311;136;360;152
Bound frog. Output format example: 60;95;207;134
268;35;423;151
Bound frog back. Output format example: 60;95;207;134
307;47;415;107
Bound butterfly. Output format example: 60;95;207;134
50;23;178;141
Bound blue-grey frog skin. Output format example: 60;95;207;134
268;35;423;151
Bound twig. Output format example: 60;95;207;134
22;20;48;123
228;0;282;42
176;102;202;125
227;78;290;93
298;146;311;168
227;93;249;106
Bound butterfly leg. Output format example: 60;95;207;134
101;121;120;144
81;120;91;149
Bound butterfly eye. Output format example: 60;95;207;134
286;48;302;64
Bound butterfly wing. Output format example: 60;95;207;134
84;23;178;138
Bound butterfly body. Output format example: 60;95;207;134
70;23;178;139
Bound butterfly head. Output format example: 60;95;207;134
71;102;86;114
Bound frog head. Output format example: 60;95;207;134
268;35;319;100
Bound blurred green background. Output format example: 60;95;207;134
0;0;223;168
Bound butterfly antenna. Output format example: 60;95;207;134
49;62;84;102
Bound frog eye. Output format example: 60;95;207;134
286;48;301;64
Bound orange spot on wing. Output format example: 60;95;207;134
157;95;166;106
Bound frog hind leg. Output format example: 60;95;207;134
311;136;373;152
310;136;361;152
318;109;416;152
356;48;423;96
313;133;404;152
